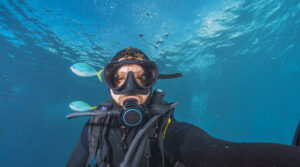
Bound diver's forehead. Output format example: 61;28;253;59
117;64;144;73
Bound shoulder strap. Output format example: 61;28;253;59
97;116;113;166
158;109;174;167
147;89;177;167
86;100;113;167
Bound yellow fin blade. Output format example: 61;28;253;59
96;69;104;82
91;106;97;110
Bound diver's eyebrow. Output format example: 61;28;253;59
134;70;143;74
118;71;126;75
118;70;143;75
118;67;144;72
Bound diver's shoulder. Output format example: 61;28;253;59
167;119;208;137
165;119;195;138
169;119;194;130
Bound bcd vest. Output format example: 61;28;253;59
86;89;177;167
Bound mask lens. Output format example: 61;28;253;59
104;60;158;89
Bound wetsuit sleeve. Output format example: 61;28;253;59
164;120;300;167
66;124;89;167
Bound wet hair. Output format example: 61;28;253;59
111;47;150;61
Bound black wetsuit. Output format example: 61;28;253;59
67;116;300;167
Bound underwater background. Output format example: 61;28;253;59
1;0;300;166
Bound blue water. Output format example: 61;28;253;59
1;0;300;166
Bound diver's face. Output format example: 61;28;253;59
110;64;150;106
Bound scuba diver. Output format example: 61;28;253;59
67;47;300;167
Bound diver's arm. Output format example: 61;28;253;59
66;125;89;167
164;120;300;167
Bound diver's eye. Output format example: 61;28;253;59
114;74;118;80
114;74;125;81
114;74;126;87
136;75;147;86
137;75;146;81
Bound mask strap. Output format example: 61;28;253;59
158;73;183;79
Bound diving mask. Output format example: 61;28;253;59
104;59;158;95
104;58;183;96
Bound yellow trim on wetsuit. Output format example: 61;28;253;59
163;118;171;140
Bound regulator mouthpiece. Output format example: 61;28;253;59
121;98;144;127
